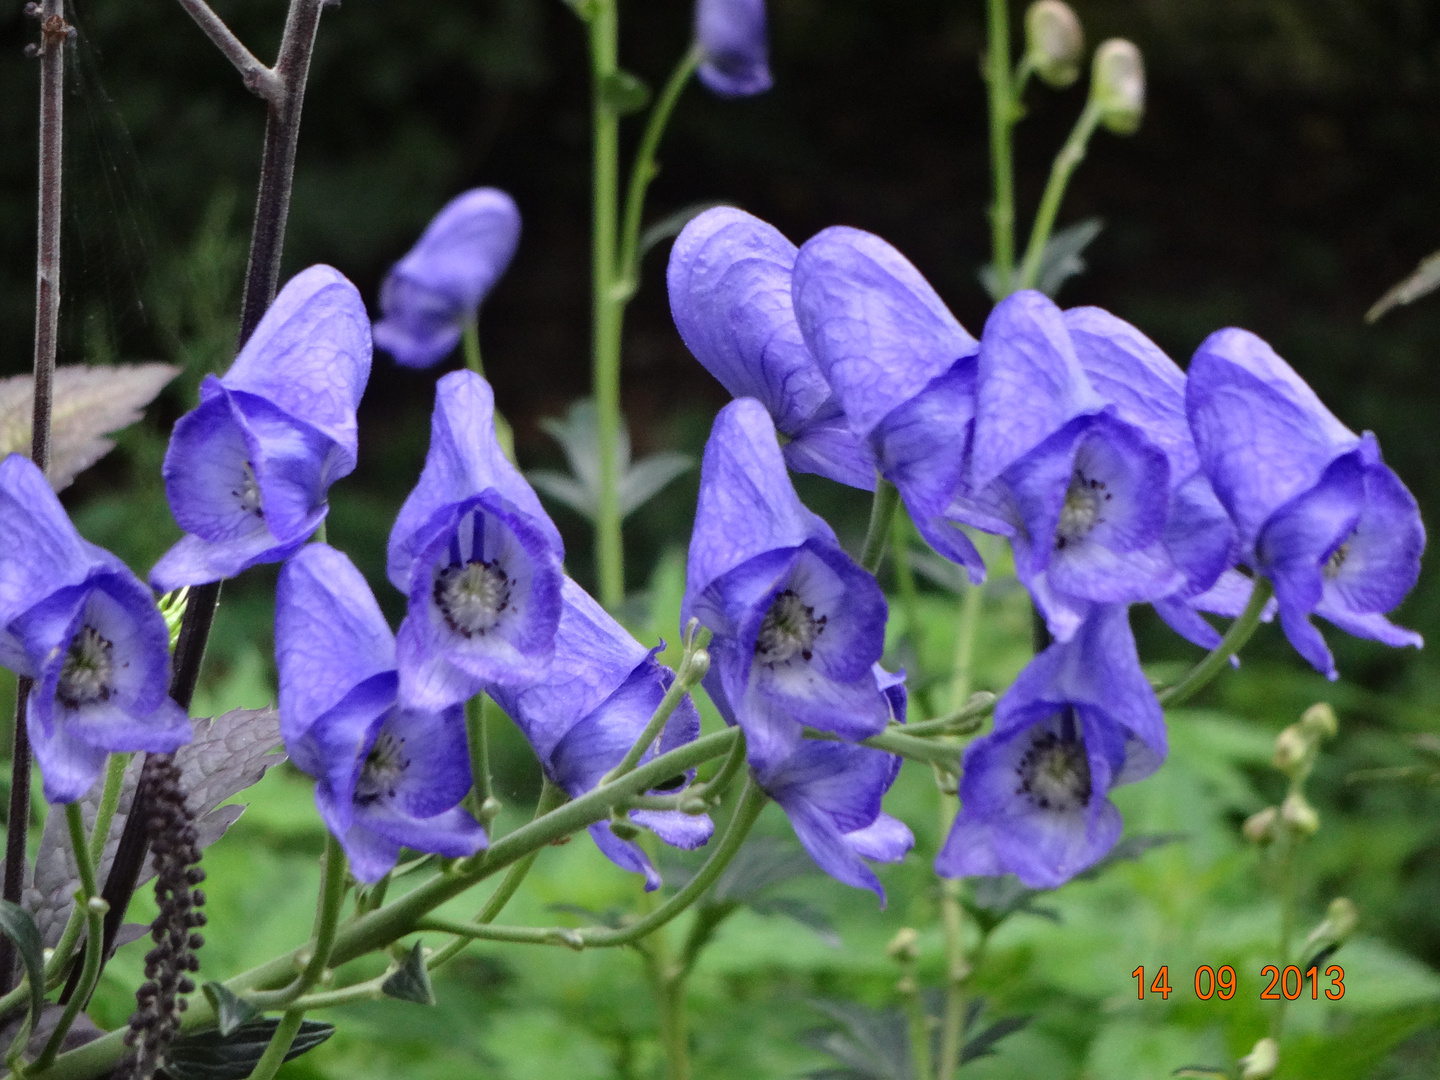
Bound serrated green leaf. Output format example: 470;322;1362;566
201;983;260;1039
978;218;1104;301
0;901;44;1040
618;452;691;516
163;1019;334;1080
601;70;651;117
381;941;437;1005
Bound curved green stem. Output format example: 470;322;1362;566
618;45;702;288
1015;99;1102;291
603;631;710;784
244;1007;305;1080
889;507;922;650
1158;578;1274;708
297;835;347;991
806;726;961;770
985;0;1017;297
31;806;106;1071
465;694;496;824
901;693;996;738
860;479;900;574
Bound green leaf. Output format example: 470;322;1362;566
960;1015;1032;1064
601;70;651;117
637;202;732;262
201;983;261;1039
978;217;1104;300
747;897;841;948
0;901;44;1039
1366;248;1440;322
381;941;437;1006
163;1019;334;1080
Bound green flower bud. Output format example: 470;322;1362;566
1239;1037;1279;1080
1304;897;1359;952
886;927;920;963
1300;702;1339;739
608;814;641;842
678;794;710;816
683;648;711;684
1090;39;1145;135
1242;806;1279;845
478;796;503;828
1024;1;1084;89
1281;791;1320;836
1272;723;1312;777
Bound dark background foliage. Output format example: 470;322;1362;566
0;1;1437;1073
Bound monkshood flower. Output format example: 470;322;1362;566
276;544;485;882
388;370;564;709
373;188;522;369
752;670;913;902
489;577;713;890
682;398;893;770
1187;329;1424;678
151;265;371;592
791;225;988;580
0;455;189;803
667;207;874;489
936;605;1165;888
695;0;772;98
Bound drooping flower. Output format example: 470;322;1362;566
936;605;1165;888
667;207;874;489
373;188;522;369
682;398;895;770
695;0;772;98
0;455;190;803
752;669;912;901
790;225;988;580
276;544;485;883
388;370;565;710
488;577;713;890
1186;328;1424;678
151;265;371;592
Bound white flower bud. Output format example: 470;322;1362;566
1240;1037;1279;1080
1281;791;1320;836
1272;723;1312;777
1300;702;1338;739
1025;1;1084;89
1242;806;1279;845
1090;39;1145;135
1304;897;1359;951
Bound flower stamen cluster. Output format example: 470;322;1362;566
754;589;826;666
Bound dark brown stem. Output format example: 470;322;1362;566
3;0;69;996
174;0;282;102
75;0;333;1002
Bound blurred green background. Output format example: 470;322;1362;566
0;0;1438;1077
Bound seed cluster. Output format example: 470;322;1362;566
122;754;207;1080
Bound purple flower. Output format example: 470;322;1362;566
682;399;895;770
936;605;1164;888
373;189;522;369
790;225;988;580
388;370;564;709
1187;329;1424;678
754;738;913;903
489;577;713;890
695;0;772;98
0;455;190;803
276;544;485;883
667;208;874;489
151;265;371;592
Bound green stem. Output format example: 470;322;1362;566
890;507;922;654
1157;578;1274;708
618;45;702;288
860;479;900;575
244;1008;305;1080
985;0;1017;296
947;554;986;713
805;726;961;771
31;806;106;1071
465;695;497;824
936;802;969;1079
901;693;996;738
1015;99;1103;291
603;633;710;784
297;835;347;991
589;0;625;609
462;318;483;377
900;965;933;1080
650;944;690;1080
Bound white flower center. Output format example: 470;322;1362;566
1015;721;1092;812
1056;470;1110;550
1323;537;1353;581
755;589;826;666
233;461;263;519
57;625;116;709
355;730;409;805
434;559;513;638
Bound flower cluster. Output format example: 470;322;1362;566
668;206;1424;888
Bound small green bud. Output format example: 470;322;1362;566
1090;39;1145;135
1025;1;1084;89
886;927;920;964
1239;1037;1279;1080
87;895;110;915
678;794;710;816
684;648;711;685
1272;723;1312;777
1242;806;1279;845
478;796;503;828
608;814;641;842
1281;790;1320;836
1300;702;1339;739
1304;896;1359;951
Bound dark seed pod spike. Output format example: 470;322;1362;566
119;754;207;1080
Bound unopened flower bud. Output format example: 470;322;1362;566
1281;790;1320;836
1239;1037;1279;1080
1300;702;1338;740
1243;806;1279;845
478;796;503;827
1272;724;1312;777
684;648;711;684
1025;1;1084;89
678;794;710;816
1090;39;1144;135
886;927;920;963
1305;897;1359;951
608;814;641;842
